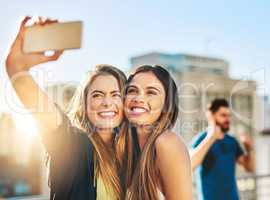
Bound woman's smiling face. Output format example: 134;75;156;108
87;74;123;129
124;71;165;126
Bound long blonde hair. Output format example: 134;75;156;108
67;65;127;200
124;65;179;200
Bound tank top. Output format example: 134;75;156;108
96;176;117;200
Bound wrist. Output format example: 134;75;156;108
206;133;217;142
246;148;254;153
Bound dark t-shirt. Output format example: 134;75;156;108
191;132;244;200
42;105;95;200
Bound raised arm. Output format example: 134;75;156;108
5;16;64;138
156;132;193;200
237;134;255;172
189;134;216;171
189;112;224;171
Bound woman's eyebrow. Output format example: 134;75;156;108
111;90;121;94
90;90;105;95
127;85;138;89
146;86;161;93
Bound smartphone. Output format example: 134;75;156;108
23;21;83;53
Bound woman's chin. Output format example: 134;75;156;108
94;122;121;130
129;119;148;127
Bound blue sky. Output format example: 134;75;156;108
0;0;270;112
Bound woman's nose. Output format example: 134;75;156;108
101;97;113;107
132;93;145;103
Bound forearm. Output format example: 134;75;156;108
5;16;64;137
243;151;255;172
190;135;216;171
7;69;62;134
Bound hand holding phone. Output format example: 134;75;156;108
6;17;64;76
23;20;83;53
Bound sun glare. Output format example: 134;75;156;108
13;114;39;143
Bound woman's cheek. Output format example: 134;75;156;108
148;98;164;115
89;98;102;109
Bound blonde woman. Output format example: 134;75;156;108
6;16;127;200
122;65;193;200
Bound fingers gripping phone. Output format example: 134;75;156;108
23;21;83;53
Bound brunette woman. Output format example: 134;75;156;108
123;65;193;200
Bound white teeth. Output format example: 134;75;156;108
99;111;115;117
132;107;147;113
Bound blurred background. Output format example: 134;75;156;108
0;0;270;199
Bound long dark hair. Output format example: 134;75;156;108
123;65;179;200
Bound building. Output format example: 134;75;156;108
0;113;16;157
130;52;230;76
130;52;258;142
46;83;77;111
258;96;270;130
254;129;270;200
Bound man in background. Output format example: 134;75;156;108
190;98;255;200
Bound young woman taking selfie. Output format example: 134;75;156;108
5;16;127;200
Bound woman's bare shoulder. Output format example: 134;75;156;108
155;130;189;158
